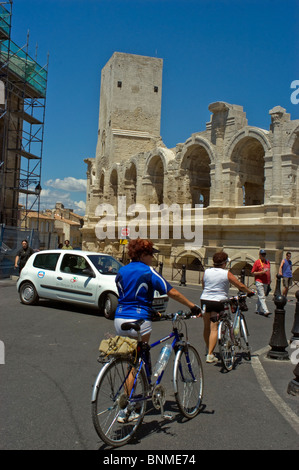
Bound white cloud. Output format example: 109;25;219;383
74;200;86;212
18;177;87;216
45;177;87;192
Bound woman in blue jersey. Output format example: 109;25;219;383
114;238;201;343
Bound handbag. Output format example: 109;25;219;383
99;335;138;358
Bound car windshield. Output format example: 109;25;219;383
87;254;123;275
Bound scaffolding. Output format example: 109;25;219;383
0;0;48;228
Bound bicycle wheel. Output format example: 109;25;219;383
218;320;235;371
173;344;204;419
91;357;148;447
239;317;251;361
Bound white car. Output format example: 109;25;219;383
16;250;168;319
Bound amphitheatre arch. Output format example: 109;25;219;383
172;249;205;283
144;153;165;205
108;167;119;206
228;133;269;206
124;161;137;205
180;143;211;207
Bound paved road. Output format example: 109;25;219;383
0;279;298;451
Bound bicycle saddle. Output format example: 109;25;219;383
121;319;145;332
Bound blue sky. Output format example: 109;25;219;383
11;0;299;215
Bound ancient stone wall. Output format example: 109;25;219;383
82;53;299;285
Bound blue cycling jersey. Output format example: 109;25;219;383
115;261;172;320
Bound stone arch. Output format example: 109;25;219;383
124;161;137;205
174;249;204;268
286;124;299;153
144;149;168;205
228;254;256;286
227;129;271;206
226;127;272;157
180;141;212;207
108;165;119;206
173;249;205;282
145;147;175;172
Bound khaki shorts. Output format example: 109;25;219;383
282;277;292;288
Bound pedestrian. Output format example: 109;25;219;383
251;249;271;317
14;239;34;274
200;251;254;363
279;251;292;297
62;240;73;250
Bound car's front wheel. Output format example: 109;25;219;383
102;293;118;320
19;282;39;305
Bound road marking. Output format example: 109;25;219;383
251;348;299;435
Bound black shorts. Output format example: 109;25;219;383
201;300;225;313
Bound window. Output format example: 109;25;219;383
60;254;93;276
88;255;123;275
33;253;60;271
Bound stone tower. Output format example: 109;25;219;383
96;52;163;164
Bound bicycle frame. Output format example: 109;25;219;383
131;318;186;397
92;314;193;407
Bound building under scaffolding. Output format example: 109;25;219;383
0;0;48;228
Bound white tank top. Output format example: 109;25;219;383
201;268;230;302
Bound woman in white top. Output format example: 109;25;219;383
201;252;254;363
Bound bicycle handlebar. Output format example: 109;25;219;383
159;310;194;321
229;291;255;301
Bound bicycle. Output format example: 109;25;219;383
91;310;204;447
217;292;252;371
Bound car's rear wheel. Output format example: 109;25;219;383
102;293;118;320
19;282;39;305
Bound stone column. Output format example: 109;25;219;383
269;106;289;204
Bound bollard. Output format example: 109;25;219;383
290;290;299;343
240;268;245;284
159;262;163;276
273;273;282;300
287;362;299;396
267;293;289;360
180;265;186;286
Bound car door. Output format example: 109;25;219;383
32;252;61;299
55;253;98;305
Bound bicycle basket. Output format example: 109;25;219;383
99;335;138;358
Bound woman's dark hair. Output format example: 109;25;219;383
213;251;228;267
128;238;155;261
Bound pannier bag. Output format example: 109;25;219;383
99;335;137;358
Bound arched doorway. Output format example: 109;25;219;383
147;155;164;204
109;169;118;206
231;137;265;206
181;145;211;207
124;162;137;205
